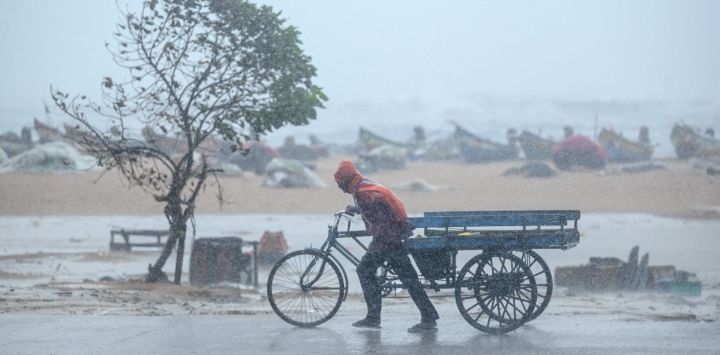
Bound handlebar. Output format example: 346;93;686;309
334;206;359;218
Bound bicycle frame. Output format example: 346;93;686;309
300;210;450;297
299;211;368;292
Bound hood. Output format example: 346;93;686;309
333;160;363;193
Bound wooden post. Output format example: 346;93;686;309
253;241;258;288
174;233;186;284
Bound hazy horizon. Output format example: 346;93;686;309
1;0;718;148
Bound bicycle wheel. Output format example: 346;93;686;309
267;250;345;327
514;250;552;321
455;252;537;334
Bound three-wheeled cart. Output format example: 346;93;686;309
267;209;580;333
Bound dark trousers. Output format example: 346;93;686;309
357;246;439;323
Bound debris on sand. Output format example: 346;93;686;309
604;162;667;175
690;157;720;176
216;163;247;177
502;162;556;178
556;245;702;296
683;207;720;219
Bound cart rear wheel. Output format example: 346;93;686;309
267;250;344;327
455;252;537;334
514;250;552;321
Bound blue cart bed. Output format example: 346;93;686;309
406;210;580;251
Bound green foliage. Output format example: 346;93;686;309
120;0;327;143
52;0;326;282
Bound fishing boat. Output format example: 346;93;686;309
142;126;188;155
0;127;33;157
598;127;653;162
670;123;720;159
452;123;518;163
355;127;410;171
34;118;65;143
357;127;410;152
517;130;556;160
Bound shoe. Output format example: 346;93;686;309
352;318;381;329
407;320;437;333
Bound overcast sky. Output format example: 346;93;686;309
1;0;719;131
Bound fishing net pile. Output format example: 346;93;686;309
0;142;97;173
262;158;326;188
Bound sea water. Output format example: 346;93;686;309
1;214;718;291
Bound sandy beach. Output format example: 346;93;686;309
1;158;719;354
0;157;718;219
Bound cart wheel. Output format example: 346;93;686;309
455;252;537;334
267;250;345;327
514;250;552;321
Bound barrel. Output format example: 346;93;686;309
189;237;250;286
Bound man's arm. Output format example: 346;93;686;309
356;190;393;227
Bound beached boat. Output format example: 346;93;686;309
357;127;410;151
670;123;720;159
278;136;327;161
598;127;653;162
142;126;184;154
34;118;66;143
355;127;412;171
518;130;556;160
452;124;518;163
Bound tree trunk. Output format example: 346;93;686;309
147;209;187;283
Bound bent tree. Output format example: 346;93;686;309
52;0;326;283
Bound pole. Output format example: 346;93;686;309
593;111;599;141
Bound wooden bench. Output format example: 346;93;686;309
109;229;169;251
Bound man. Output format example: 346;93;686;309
333;160;439;333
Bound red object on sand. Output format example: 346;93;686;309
552;135;607;170
258;231;288;263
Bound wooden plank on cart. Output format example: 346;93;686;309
405;229;580;251
412;210;580;229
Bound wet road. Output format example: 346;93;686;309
2;312;718;355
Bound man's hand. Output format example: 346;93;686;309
345;205;360;215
